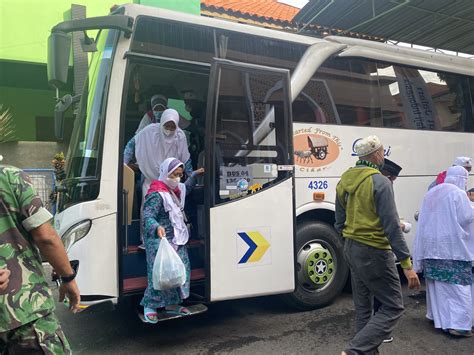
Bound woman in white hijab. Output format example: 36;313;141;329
123;109;194;246
135;109;192;192
140;157;203;323
125;108;193;190
413;165;474;337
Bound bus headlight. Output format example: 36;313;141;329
61;220;92;251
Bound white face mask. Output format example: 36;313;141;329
163;128;175;137
165;177;180;189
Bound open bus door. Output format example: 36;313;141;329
205;59;295;301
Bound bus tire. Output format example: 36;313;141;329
281;221;348;311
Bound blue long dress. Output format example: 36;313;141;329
140;176;196;309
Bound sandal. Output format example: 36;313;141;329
448;329;472;337
164;304;191;316
143;307;158;324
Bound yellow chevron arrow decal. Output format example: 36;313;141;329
246;231;270;262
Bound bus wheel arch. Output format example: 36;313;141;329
282;211;349;310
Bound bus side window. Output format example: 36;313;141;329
293;80;341;125
306;57;473;133
212;69;290;205
302;58;383;127
377;64;473;132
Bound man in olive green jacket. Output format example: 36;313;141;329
335;135;420;355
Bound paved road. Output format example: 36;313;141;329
54;281;473;355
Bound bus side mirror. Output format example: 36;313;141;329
54;94;81;140
48;32;71;89
54;108;65;141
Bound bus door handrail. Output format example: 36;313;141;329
122;188;129;254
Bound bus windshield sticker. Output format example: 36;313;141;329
248;183;263;194
84;149;97;158
102;47;113;59
236;179;249;192
277;165;294;171
221;166;252;191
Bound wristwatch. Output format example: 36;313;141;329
60;270;77;284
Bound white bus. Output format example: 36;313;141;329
48;4;474;312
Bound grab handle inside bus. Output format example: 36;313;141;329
122;189;129;254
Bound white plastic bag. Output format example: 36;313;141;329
152;238;186;290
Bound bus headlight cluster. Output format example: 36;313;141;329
61;220;92;251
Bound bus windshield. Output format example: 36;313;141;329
58;29;118;212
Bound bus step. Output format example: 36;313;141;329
187;239;205;248
191;268;205;280
137;303;208;323
123;268;206;293
126;245;145;253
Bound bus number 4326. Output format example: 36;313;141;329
308;180;328;190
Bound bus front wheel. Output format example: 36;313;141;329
282;221;348;310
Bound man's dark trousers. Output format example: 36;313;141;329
343;238;405;354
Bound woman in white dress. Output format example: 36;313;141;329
413;165;474;337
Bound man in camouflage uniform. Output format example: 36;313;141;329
0;164;80;354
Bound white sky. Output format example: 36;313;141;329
278;0;309;9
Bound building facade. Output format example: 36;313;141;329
0;0;199;167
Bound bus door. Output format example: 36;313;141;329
205;59;295;301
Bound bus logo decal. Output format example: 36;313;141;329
294;127;343;171
237;231;270;264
